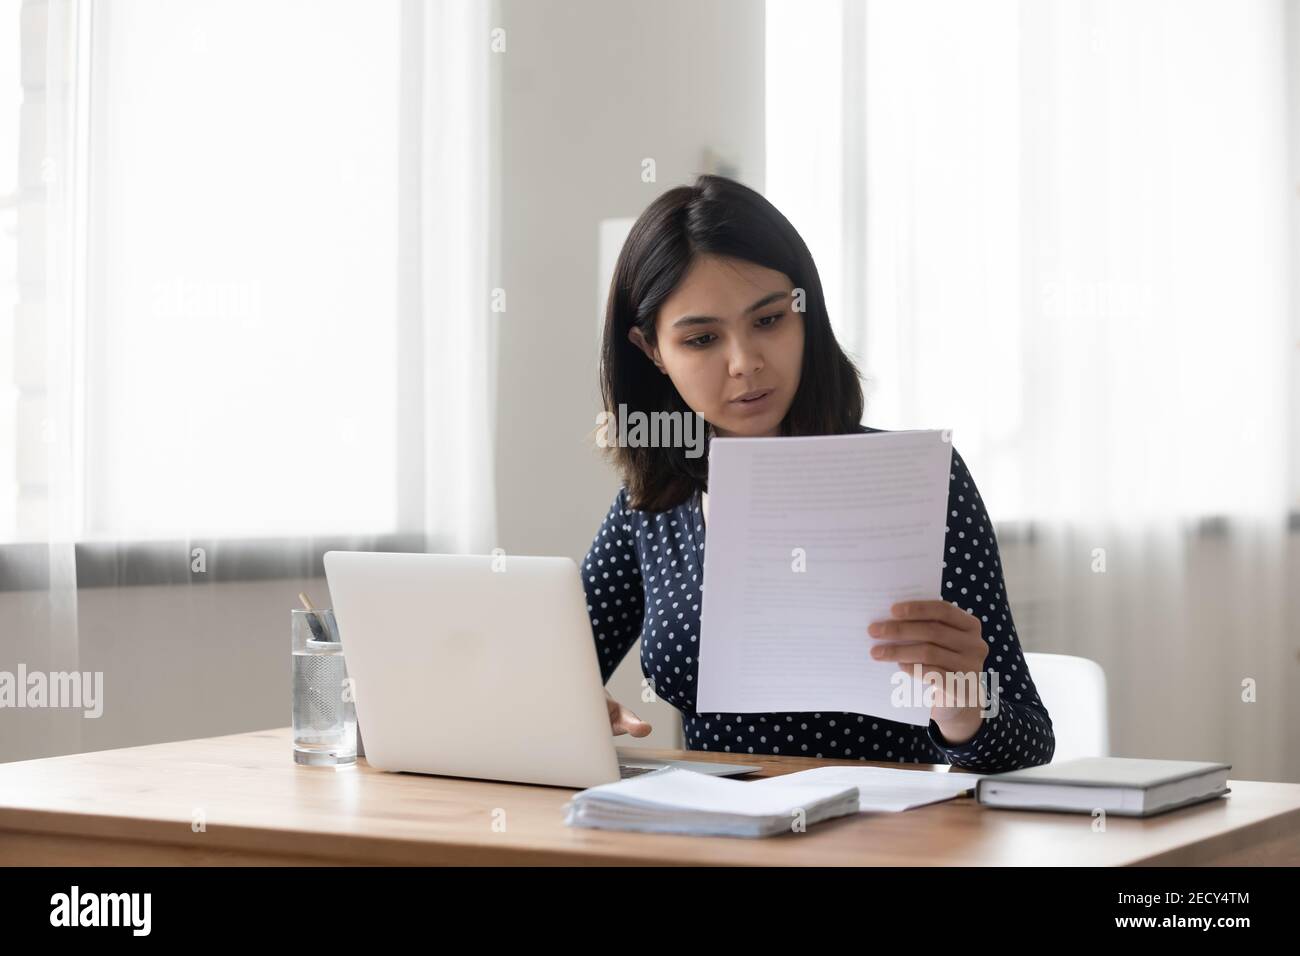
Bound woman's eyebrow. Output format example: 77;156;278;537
671;290;789;328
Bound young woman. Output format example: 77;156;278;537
584;174;1054;773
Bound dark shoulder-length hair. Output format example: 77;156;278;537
599;173;864;512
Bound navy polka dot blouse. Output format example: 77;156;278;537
581;425;1056;773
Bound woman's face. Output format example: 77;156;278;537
629;254;805;438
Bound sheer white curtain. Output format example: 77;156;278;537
767;0;1298;780
0;0;95;758
1;0;496;762
420;0;499;555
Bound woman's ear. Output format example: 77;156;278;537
628;325;667;375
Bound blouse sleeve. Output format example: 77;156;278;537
581;486;647;685
924;446;1057;772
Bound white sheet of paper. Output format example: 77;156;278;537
750;765;977;812
695;429;953;726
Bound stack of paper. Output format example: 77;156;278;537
562;767;860;838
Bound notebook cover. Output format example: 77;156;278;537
975;756;1230;791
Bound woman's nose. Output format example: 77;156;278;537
728;340;764;377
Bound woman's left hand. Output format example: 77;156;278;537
867;599;989;745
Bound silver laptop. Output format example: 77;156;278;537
322;551;761;788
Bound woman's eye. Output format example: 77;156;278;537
685;334;716;348
757;312;784;328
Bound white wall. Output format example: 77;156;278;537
1;576;319;763
489;0;767;749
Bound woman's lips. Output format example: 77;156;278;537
729;387;774;411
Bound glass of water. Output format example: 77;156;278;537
291;608;356;767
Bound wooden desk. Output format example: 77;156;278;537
1;728;1296;866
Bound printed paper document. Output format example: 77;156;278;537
696;430;953;726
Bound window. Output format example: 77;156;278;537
3;0;404;545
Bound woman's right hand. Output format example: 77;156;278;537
605;689;652;737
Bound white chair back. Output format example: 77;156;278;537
1024;652;1110;762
